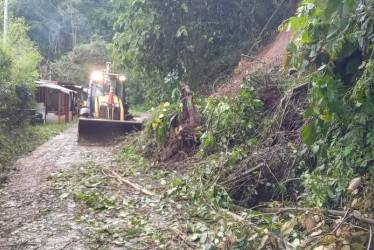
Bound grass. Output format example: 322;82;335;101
129;104;150;116
0;121;70;172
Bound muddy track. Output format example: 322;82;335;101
0;124;118;250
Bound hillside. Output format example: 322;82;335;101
216;30;292;96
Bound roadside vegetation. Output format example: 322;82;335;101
0;7;73;176
0;12;41;173
0;123;68;174
129;104;150;116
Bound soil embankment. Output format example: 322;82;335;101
216;30;292;96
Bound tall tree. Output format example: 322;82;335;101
0;13;42;130
12;0;115;60
111;0;291;103
51;36;110;85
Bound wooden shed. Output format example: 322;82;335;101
35;81;76;123
59;83;88;116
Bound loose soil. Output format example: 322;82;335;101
215;30;292;97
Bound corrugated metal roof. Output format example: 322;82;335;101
35;81;77;94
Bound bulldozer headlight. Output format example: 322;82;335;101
119;75;126;82
91;71;102;82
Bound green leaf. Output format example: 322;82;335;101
278;183;287;194
312;145;320;154
302;125;316;145
307;3;315;10
176;26;188;38
305;106;314;117
301;31;311;43
286;42;298;54
345;0;354;8
174;179;184;186
189;233;200;241
186;45;195;52
200;233;208;243
358;61;367;70
327;26;340;39
324;0;341;20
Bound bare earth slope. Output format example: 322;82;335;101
216;30;292;96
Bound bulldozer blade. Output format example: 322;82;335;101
78;118;142;145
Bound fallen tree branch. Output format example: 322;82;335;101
168;227;198;250
367;225;372;250
0;242;38;248
61;240;75;250
104;169;155;196
259;207;374;225
292;83;308;93
278;94;292;131
220;163;265;186
220;209;295;249
331;209;351;234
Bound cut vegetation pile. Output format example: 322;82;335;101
131;53;317;248
142;28;308;207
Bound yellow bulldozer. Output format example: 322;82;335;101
78;63;142;144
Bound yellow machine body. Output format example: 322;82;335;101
94;95;125;121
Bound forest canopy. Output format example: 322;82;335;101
5;0;293;104
111;0;292;103
12;0;115;60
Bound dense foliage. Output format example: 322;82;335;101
12;0;115;60
201;85;263;154
0;15;45;170
0;17;42;131
285;0;374;206
111;0;291;104
52;37;110;85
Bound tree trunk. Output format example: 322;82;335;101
180;81;197;126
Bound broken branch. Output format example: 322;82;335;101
180;81;197;126
220;209;295;249
168;227;198;249
104;169;155;196
292;83;308;93
367;225;372;250
220;163;265;186
259;207;374;225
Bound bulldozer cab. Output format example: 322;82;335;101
87;65;127;119
78;63;142;145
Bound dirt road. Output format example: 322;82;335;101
0;124;118;249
